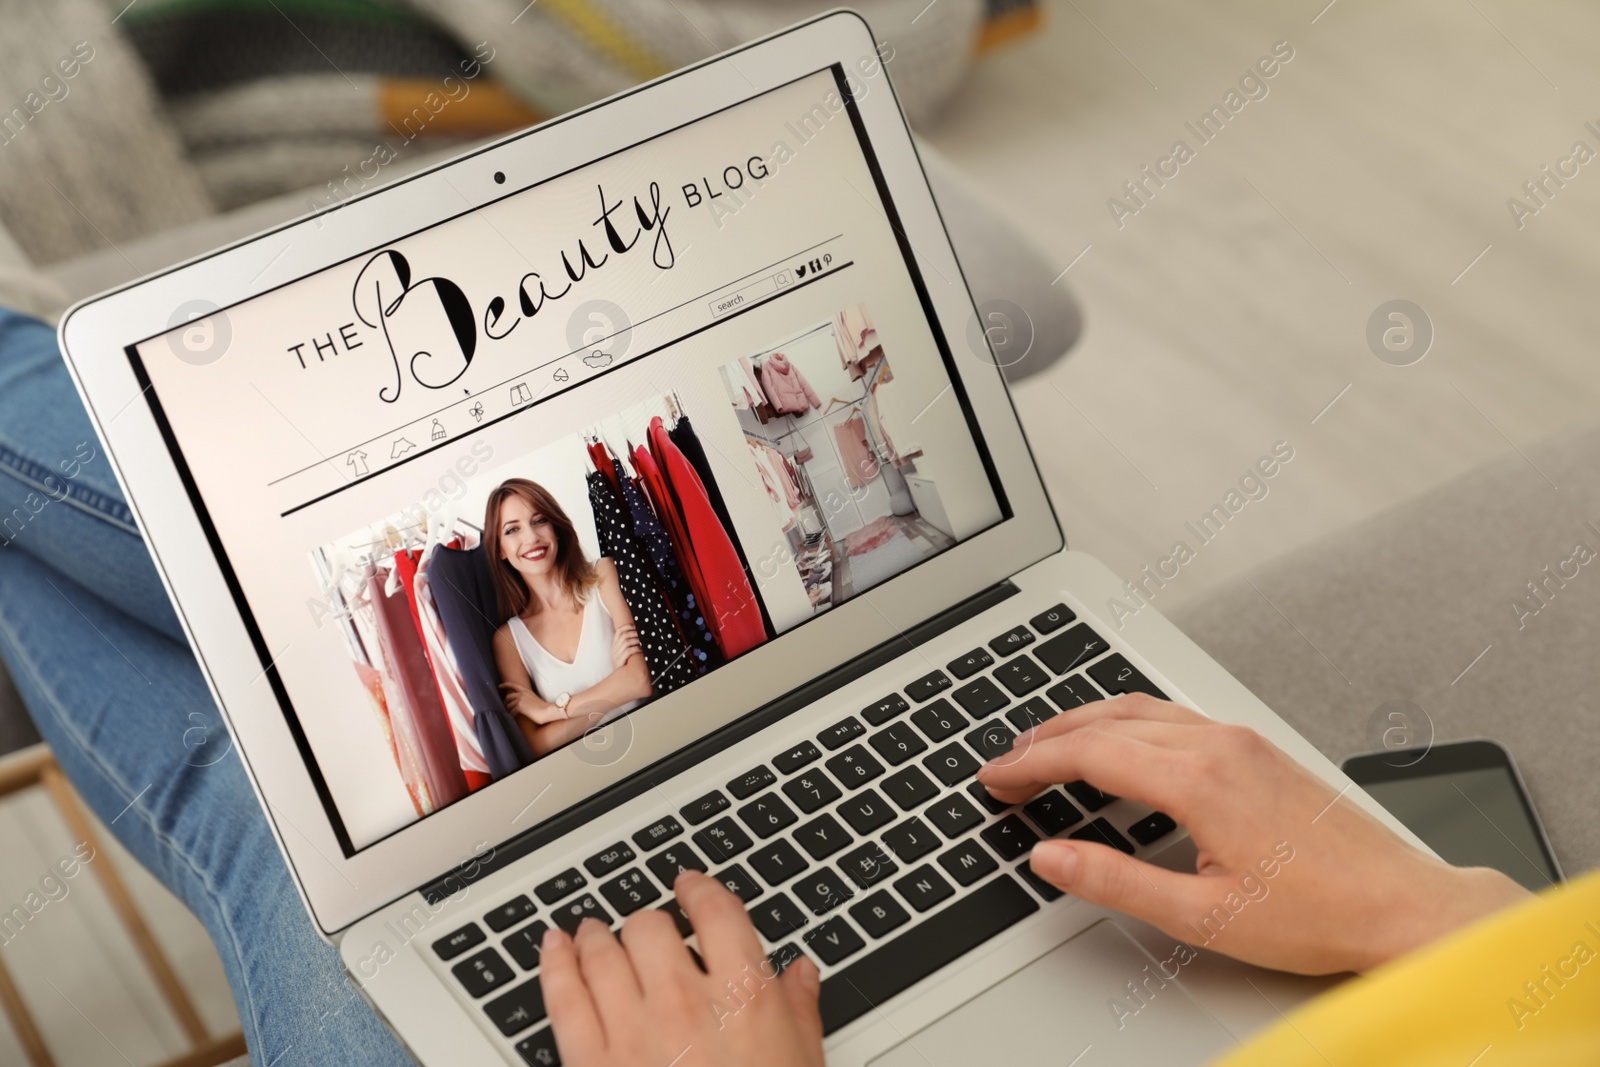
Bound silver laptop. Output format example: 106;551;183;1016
58;12;1416;1065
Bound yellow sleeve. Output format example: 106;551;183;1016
1213;868;1600;1067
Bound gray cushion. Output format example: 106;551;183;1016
1172;422;1600;877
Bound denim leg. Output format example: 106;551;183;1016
0;553;412;1066
0;308;182;643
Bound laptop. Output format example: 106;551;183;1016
57;12;1420;1065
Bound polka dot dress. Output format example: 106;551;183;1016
587;471;697;695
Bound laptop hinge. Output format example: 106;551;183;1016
420;578;1020;902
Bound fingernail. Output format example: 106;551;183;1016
800;957;820;994
542;927;569;949
976;763;994;781
1038;841;1079;883
675;868;706;889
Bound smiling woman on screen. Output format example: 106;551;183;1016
486;478;653;757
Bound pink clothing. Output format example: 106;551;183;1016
835;305;883;381
759;353;821;415
834;414;879;488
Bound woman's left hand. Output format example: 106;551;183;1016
499;681;566;724
610;624;642;670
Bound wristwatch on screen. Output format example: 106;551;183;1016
555;692;572;717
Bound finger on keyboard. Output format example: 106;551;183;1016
674;869;766;978
975;721;1191;816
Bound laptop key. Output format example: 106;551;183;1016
1029;603;1076;635
433;923;486;961
599;868;662;916
905;669;951;702
1070;818;1136;855
728;765;776;800
550;893;613;933
515;1026;561;1066
820;876;1039;1034
938;839;999;886
882;817;940;863
751;892;808;940
946;648;993;680
804;916;867;965
881;765;940;810
794;813;852;860
1018;860;1065;902
861;693;910;726
632;816;683;852
680;790;730;826
966;782;1009;815
994;655;1050;696
981;815;1041;862
1087;654;1168;700
923;743;981;786
951;677;1008;718
768;941;806;975
694;817;754;864
1046;675;1101;711
893;865;955;912
1127;811;1178;846
737;793;799;838
504;921;550;970
818;716;866;750
484;896;538;934
1007;696;1059;732
909;698;967;743
646;844;707;887
964;720;1016;762
989;625;1035;656
794;867;855;916
485;977;546;1036
838;788;895;834
782;769;842;813
1035;623;1109;676
583;844;635;879
824;746;884;789
716;864;764;903
773;740;822;774
534;869;587;905
749;839;809;885
838;841;898;889
925;793;984;839
1063;780;1116;812
867;721;927;766
850;890;911;938
453;947;516;998
1024;790;1084;834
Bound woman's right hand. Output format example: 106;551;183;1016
977;695;1532;975
610;624;642;670
499;681;566;724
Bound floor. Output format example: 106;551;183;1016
5;1;1600;1063
925;0;1600;618
833;514;958;599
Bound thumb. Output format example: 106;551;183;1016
1031;839;1203;935
778;956;824;1046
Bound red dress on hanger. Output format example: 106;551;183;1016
645;416;767;659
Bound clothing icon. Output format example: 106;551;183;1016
469;402;484;422
553;367;570;382
390;437;416;459
582;349;613;369
345;449;369;476
510;382;532;405
430;419;446;441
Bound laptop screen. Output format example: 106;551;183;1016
126;63;1007;854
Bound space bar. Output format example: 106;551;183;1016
818;874;1039;1034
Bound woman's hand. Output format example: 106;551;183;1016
499;681;566;724
978;695;1532;975
542;870;825;1067
610;624;642;670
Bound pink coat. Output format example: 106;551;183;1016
759;353;821;415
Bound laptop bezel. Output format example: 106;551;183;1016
56;10;1064;937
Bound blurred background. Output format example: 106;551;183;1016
2;0;1598;1063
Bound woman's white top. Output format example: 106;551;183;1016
508;595;642;718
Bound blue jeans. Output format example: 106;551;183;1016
0;308;408;1066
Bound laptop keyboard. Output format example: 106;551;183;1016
427;602;1179;1065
